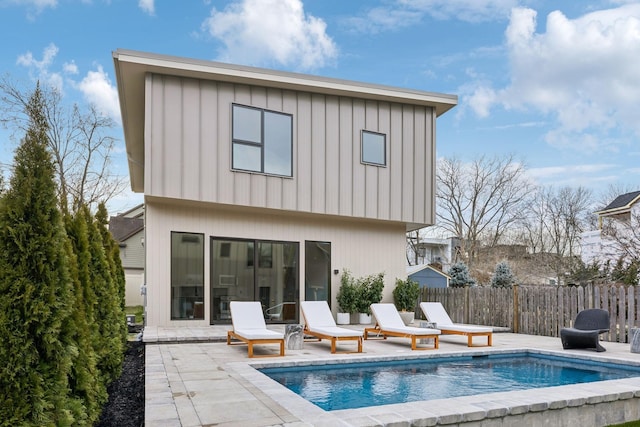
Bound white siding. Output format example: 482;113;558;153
145;75;436;229
144;199;406;327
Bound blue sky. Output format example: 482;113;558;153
1;0;639;215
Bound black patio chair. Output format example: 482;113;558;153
560;309;610;352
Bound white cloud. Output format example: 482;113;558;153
16;43;64;91
138;0;154;15
6;0;57;17
63;61;78;75
201;0;337;70
527;163;620;187
77;65;121;124
348;0;517;32
466;4;640;152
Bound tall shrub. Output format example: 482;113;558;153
85;205;125;384
448;262;475;288
96;202;127;345
491;261;515;288
0;85;77;426
65;209;106;423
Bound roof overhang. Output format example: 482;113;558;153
113;49;458;193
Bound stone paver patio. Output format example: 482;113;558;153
143;325;640;426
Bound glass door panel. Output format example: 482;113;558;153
210;239;254;322
210;238;298;324
305;241;331;305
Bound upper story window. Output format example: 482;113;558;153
361;130;386;166
232;104;293;177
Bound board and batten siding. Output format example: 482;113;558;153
144;200;406;327
145;74;436;229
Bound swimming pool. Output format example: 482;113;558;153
260;352;640;411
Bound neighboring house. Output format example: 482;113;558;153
581;190;640;267
407;264;450;289
113;49;457;327
108;204;145;307
408;237;454;272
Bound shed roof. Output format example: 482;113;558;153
596;190;640;216
113;49;458;192
407;264;451;279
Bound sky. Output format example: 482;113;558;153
0;0;639;215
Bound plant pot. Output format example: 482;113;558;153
399;311;415;325
358;313;372;324
336;312;350;325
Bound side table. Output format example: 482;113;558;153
631;327;640;353
285;324;304;350
420;321;437;345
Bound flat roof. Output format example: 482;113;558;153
113;49;458;192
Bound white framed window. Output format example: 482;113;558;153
361;130;386;166
232;104;293;177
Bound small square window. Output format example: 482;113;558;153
361;130;386;166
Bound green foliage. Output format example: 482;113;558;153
355;272;385;315
393;278;421;311
65;209;106;423
337;270;358;313
448;262;475;288
85;205;125;384
96;202;128;347
0;85;77;426
567;259;604;286
491;261;515;288
611;258;639;286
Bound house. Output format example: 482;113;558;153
407;264;450;289
113;49;457;327
581;190;640;267
108;204;145;306
407;236;454;271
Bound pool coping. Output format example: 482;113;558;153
229;347;640;426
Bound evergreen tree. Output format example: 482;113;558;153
491;261;515;288
96;202;128;346
85;205;124;383
65;208;107;423
0;85;76;425
448;262;475;288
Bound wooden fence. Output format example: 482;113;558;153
421;284;640;343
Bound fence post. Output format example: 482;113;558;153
513;284;519;333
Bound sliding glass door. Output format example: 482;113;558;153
210;238;299;323
305;241;331;305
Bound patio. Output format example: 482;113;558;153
144;325;640;426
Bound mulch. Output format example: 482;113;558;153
96;340;145;427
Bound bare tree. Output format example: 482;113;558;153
436;154;532;266
0;77;126;213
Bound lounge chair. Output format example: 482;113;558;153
364;303;440;350
227;301;285;358
420;302;493;347
300;301;363;353
560;309;610;352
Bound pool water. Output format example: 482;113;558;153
260;353;640;411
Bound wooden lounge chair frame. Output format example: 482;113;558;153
226;330;285;358
226;301;285;358
364;324;439;350
420;302;492;347
301;301;363;354
364;303;439;350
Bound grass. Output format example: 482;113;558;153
610;421;640;426
125;305;144;324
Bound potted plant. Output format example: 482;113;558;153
355;272;385;324
393;278;420;325
336;270;357;324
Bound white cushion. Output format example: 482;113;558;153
301;301;337;327
233;328;283;340
309;326;363;337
